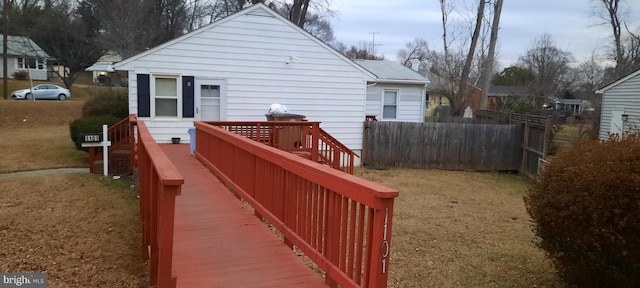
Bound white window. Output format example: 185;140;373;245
152;75;181;118
17;57;46;70
383;90;398;119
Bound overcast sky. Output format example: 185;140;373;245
329;0;640;68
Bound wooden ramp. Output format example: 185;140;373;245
161;144;328;288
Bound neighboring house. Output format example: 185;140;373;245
423;71;481;117
595;69;640;139
545;96;593;114
113;3;376;158
355;60;429;122
486;85;532;111
422;71;450;117
85;51;125;85
0;34;50;80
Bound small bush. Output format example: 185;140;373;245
69;115;121;150
12;71;28;80
525;132;640;287
82;89;129;119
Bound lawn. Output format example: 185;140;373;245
355;168;561;288
0;91;146;287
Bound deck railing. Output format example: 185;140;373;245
205;121;357;174
88;116;135;174
194;122;398;288
136;120;184;288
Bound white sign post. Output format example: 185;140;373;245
81;125;112;176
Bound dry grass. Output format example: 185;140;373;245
1;92;146;287
355;168;562;288
0;174;146;287
0;99;86;173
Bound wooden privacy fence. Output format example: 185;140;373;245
363;121;523;171
477;110;552;177
136;119;184;288
194;121;398;288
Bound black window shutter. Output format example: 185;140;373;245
183;76;195;118
137;74;150;117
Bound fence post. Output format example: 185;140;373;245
521;115;530;175
542;115;552;159
366;199;395;288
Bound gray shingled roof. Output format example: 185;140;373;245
354;60;429;84
0;35;49;58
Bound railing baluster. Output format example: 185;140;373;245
194;122;397;287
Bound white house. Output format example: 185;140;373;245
355;60;429;122
595;69;640;139
113;3;377;156
0;35;50;80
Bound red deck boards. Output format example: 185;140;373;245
160;144;328;288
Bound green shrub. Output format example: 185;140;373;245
12;71;28;80
525;132;640;287
69;115;122;150
82;88;129;119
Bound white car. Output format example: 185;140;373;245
11;84;71;100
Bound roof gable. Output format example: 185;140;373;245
114;3;374;79
596;68;640;94
0;35;49;58
354;60;428;84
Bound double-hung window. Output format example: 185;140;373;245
382;90;398;119
152;75;181;118
17;57;45;70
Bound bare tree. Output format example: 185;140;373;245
343;42;382;60
518;34;575;98
452;0;485;115
397;37;430;68
592;0;628;78
479;0;503;109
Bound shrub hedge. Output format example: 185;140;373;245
525;132;640;287
82;88;129;119
69;115;122;150
12;71;28;80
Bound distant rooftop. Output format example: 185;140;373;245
0;35;49;58
354;60;429;84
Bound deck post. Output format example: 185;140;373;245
156;184;180;288
366;198;395;288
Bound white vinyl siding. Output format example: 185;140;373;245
599;72;640;140
119;6;372;148
0;57;47;80
366;83;425;122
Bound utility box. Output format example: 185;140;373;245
265;113;306;150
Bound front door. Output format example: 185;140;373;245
195;79;225;121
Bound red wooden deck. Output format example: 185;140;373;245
160;144;328;288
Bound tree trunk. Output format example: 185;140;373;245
290;0;310;28
480;0;503;110
455;0;485;115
